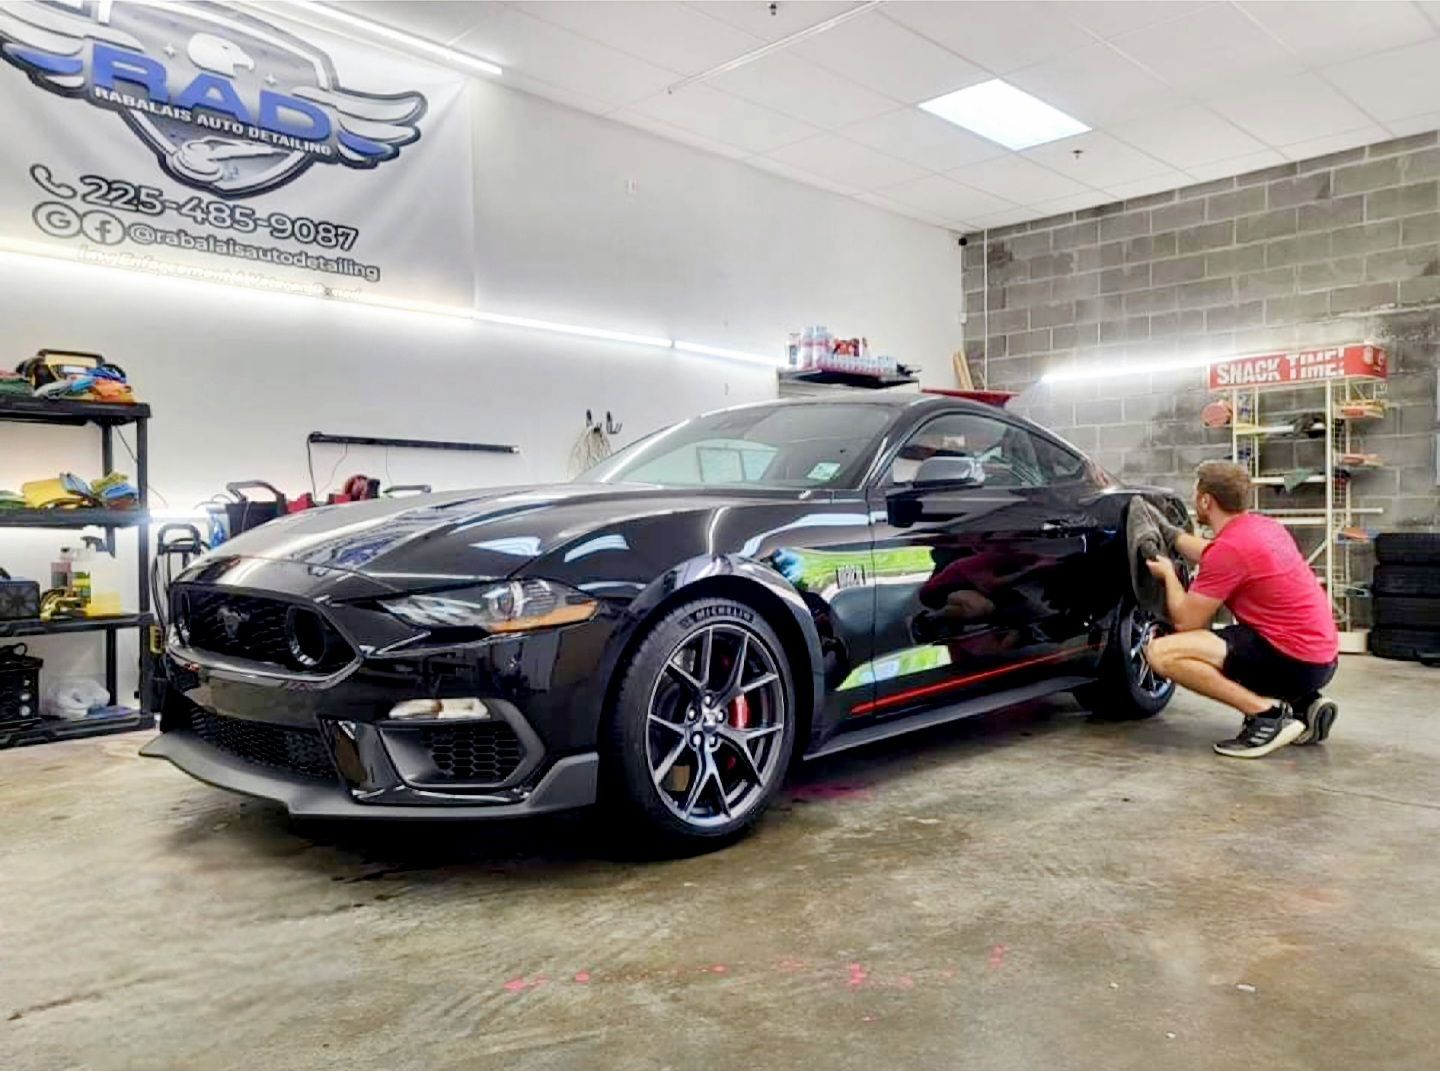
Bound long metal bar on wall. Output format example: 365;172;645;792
307;432;519;455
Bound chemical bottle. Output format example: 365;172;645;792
50;547;75;592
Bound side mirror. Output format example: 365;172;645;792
914;455;984;487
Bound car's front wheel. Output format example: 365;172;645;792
602;597;797;851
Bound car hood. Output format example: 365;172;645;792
201;483;807;591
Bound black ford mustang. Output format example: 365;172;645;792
145;394;1188;847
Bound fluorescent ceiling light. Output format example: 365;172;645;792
279;1;503;77
919;80;1088;150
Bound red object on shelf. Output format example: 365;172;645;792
923;387;1016;408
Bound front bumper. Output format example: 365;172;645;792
141;729;599;819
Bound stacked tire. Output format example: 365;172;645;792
1370;533;1440;665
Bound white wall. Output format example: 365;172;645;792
0;72;964;702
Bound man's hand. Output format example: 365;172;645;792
1145;555;1176;580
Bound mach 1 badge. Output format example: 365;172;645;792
0;0;427;198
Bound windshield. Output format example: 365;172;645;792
577;403;893;490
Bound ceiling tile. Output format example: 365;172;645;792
323;1;505;45
745;155;860;197
765;134;930;191
1056;1;1212;39
884;1;1093;73
968;205;1047;229
1007;44;1182;127
709;50;900;128
1275;126;1393;162
1110;105;1267;170
1207;71;1374;145
839;108;1007;171
949;154;1095;202
791;11;986;104
880;174;1017;220
609;109;752;160
1022;131;1171;188
1110;4;1300;93
1184;149;1288;182
1326;39;1440;122
511;1;762;76
1030;191;1108;216
1103;170;1191;201
498;72;615;117
1385;110;1440;138
628;83;820;155
688;1;865;41
854;191;952;228
1237;1;1435;66
454;9;676;106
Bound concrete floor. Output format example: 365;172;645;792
3;656;1439;1071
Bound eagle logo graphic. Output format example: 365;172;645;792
0;0;428;198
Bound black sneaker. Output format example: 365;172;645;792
1294;696;1338;746
1213;706;1303;759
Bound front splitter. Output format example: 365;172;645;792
140;730;599;820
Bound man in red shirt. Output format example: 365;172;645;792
1142;461;1340;759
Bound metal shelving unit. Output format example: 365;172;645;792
0;396;153;736
1227;373;1387;640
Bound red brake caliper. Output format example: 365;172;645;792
729;694;750;729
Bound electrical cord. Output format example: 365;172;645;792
115;427;170;508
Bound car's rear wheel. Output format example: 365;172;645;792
1074;602;1174;720
602;597;796;851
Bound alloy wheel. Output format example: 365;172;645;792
1125;609;1174;701
645;622;786;829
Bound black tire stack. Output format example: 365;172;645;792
1370;533;1440;665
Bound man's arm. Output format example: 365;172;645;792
1146;555;1223;632
1172;530;1209;564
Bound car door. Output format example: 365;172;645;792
858;410;1096;719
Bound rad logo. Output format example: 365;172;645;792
0;0;428;198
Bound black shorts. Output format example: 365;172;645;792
1219;623;1337;704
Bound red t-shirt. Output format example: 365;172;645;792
1191;512;1339;664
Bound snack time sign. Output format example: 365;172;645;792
1207;344;1389;390
0;0;475;304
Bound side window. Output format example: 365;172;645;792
886;413;1046;489
1032;435;1087;483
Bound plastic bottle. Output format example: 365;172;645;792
50;547;75;592
814;325;829;371
787;332;801;368
72;545;92;607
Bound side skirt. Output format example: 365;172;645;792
802;675;1094;761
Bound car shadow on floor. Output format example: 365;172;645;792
173;693;1123;875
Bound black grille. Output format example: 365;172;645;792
189;708;336;780
174;587;352;672
419;723;526;784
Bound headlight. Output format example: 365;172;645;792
382;579;598;633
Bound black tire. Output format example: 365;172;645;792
1073;602;1175;720
1372;565;1440;598
1369;626;1440;663
1373;596;1440;629
601;597;797;853
1374;532;1440;566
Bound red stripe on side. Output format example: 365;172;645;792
850;644;1102;716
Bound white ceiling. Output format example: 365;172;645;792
332;1;1440;231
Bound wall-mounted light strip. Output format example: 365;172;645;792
0;242;788;369
1041;351;1220;383
266;1;503;77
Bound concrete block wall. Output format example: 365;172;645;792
962;131;1440;547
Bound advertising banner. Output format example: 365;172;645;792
0;0;474;305
1207;344;1388;390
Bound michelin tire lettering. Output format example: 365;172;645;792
0;0;428;198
